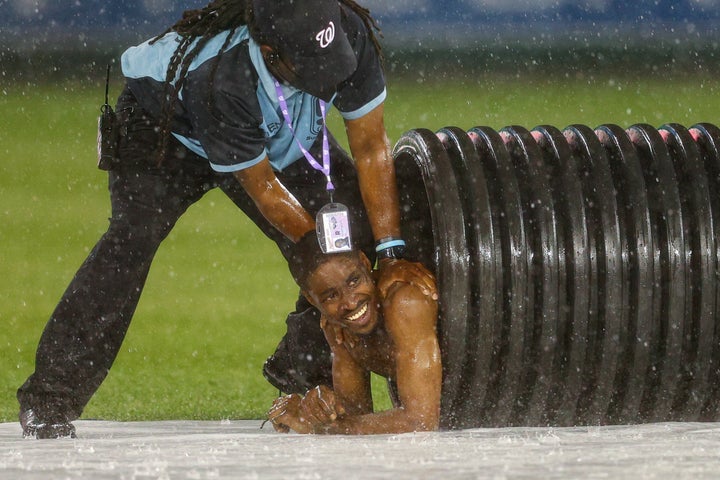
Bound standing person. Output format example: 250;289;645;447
17;0;436;439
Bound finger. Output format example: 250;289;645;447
420;278;439;300
400;274;434;299
299;395;333;425
272;421;290;433
274;408;311;434
406;259;434;278
270;394;292;407
269;396;289;410
411;266;438;299
410;262;435;282
299;401;325;425
267;394;299;423
415;261;435;278
268;399;290;418
335;398;346;417
267;409;288;425
314;386;337;419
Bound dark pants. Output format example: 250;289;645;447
17;88;374;421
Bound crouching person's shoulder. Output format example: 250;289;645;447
384;282;438;334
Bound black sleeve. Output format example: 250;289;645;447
333;5;386;115
182;42;267;170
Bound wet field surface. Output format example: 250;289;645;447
2;420;720;479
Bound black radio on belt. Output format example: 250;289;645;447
97;65;119;171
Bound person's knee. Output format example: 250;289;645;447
106;211;175;249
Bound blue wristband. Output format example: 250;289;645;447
375;238;406;260
375;239;406;252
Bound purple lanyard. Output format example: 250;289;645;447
273;80;334;195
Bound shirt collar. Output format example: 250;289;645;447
248;37;300;103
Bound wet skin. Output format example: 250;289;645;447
305;254;380;336
268;252;442;435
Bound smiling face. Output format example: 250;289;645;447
303;253;380;336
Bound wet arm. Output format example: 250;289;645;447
329;334;374;416
321;286;441;434
344;103;399;241
345;105;437;297
233;156;314;242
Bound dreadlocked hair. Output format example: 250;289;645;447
151;0;383;165
339;0;384;64
151;0;252;165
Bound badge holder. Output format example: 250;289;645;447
316;202;353;253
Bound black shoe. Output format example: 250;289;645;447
263;345;307;394
263;307;333;394
20;408;76;439
263;336;332;394
263;337;332;394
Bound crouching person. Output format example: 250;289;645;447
267;233;441;434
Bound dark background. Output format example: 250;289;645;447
2;0;720;81
4;0;720;34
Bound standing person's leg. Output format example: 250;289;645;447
216;158;332;394
17;97;214;438
236;133;375;394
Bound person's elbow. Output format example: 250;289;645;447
405;408;440;432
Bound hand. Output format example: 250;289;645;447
267;386;345;434
376;259;438;300
299;385;345;431
267;394;312;434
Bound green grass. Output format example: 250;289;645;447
2;70;720;423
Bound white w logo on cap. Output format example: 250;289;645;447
315;21;335;48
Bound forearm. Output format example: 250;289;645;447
345;105;402;241
255;182;314;242
233;170;314;242
355;150;402;241
318;406;438;435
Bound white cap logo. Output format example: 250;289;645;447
315;21;335;48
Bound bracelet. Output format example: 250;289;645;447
375;237;406;252
375;237;406;260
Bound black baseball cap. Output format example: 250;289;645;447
252;0;358;101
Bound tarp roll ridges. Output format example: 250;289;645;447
391;123;720;429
